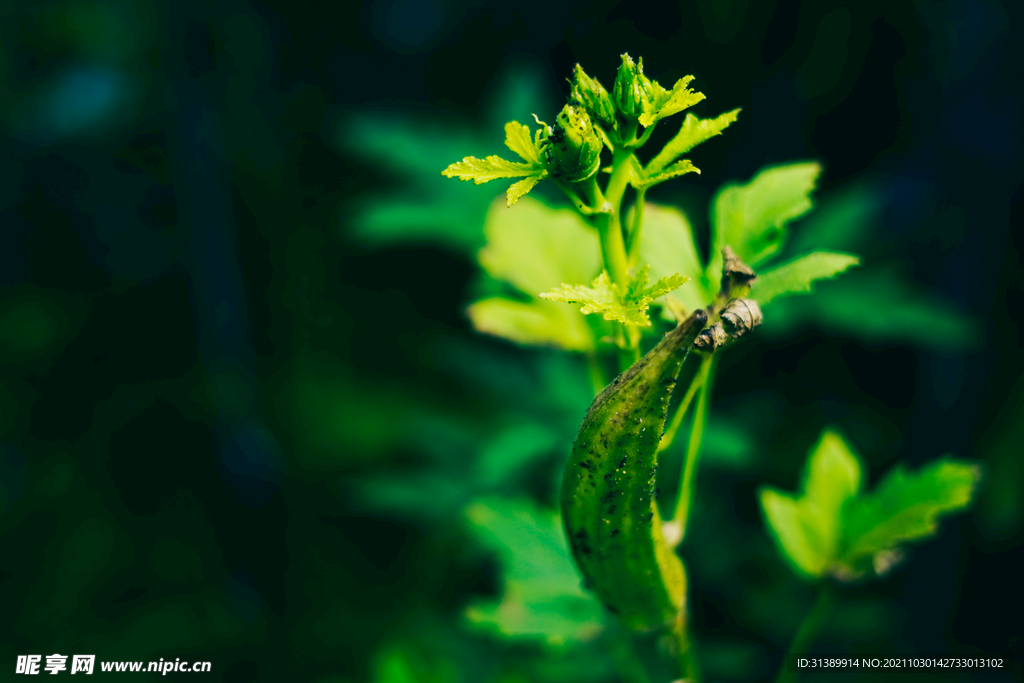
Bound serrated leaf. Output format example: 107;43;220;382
636;202;711;318
442;155;540;183
709;162;822;276
506;172;546;207
540;266;689;327
646;110;741;175
464;497;605;645
639;75;706;127
504;120;543;164
754;252;861;304
762;430;981;582
467;297;594;352
541;271;617;315
759;430;863;579
839;458;981;569
634;159;700;189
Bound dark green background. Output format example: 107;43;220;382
0;0;1021;681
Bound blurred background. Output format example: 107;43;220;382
0;0;1021;681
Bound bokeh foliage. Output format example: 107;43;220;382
1;0;1021;682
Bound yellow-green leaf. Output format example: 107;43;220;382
467;297;594;352
504;120;543;165
709;162;822;275
505;172;546;207
759;430;863;579
442;155;539;183
646;109;741;175
639;75;706;127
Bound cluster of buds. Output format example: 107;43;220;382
546;104;603;183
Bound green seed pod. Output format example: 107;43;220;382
612;53;649;120
571;63;616;127
562;309;708;631
547;103;603;183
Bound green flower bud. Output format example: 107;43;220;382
570;63;616;127
612;53;650;120
547;103;602;183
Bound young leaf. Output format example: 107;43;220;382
503;121;543;164
634;158;700;189
464;497;605;645
754;252;861;305
506;173;547;207
443;120;549;207
709;162;822;275
638;75;706;127
839;458;981;571
540;266;689;327
646;109;741;175
759;430;863;579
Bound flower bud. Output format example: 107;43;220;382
612;54;650;120
570;64;616;127
547;103;602;183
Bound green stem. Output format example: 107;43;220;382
672;354;714;537
775;586;834;683
553;176;604;215
625;122;656;149
657;356;705;453
672;616;702;683
626;188;647;267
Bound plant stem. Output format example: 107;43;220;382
658;356;705;453
626;188;647;266
672;354;714;538
775;586;834;683
673;616;702;683
595;206;629;286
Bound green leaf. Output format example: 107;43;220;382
839;458;981;570
443;121;550;207
709;162;822;275
470;196;601;350
506;172;547;207
478;196;601;296
540;266;689;327
638;75;706;127
754;252;861;305
762;430;982;582
467;297;594;352
759;430;863;579
636;202;711;317
634;159;700;190
464;497;605;645
646;110;741;175
504;121;543;164
442;154;538;183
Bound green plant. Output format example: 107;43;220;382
441;55;980;682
